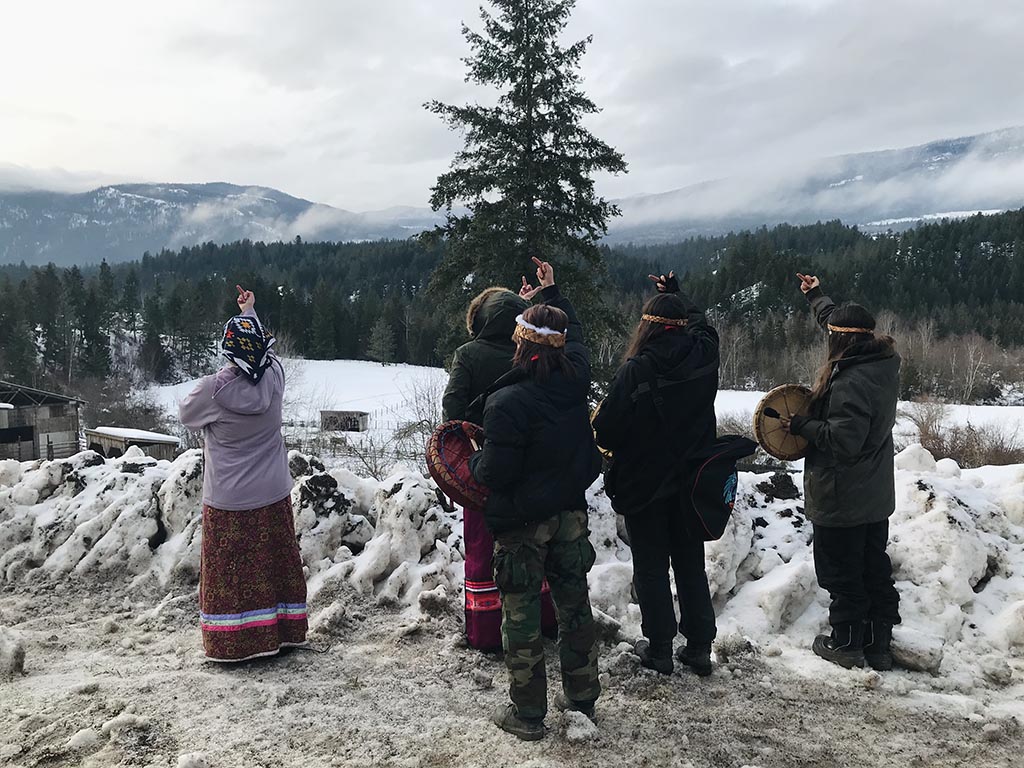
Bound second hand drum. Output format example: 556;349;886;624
753;384;813;461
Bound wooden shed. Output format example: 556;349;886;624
85;427;180;461
320;410;369;432
0;381;83;461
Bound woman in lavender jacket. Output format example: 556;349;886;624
179;286;307;662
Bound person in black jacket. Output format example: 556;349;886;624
592;271;720;676
781;273;901;670
469;258;602;741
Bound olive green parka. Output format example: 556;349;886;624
441;288;529;423
790;288;901;528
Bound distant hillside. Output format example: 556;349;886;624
606;127;1024;243
3;127;1024;264
0;183;445;266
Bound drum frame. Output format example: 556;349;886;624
753;384;813;462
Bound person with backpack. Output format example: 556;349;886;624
779;274;902;670
441;284;558;651
469;258;603;741
592;272;720;676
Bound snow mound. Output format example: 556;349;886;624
0;451;462;607
2;442;1023;711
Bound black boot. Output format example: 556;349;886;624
675;642;713;677
863;620;894;671
634;639;673;674
492;704;545;741
812;622;866;669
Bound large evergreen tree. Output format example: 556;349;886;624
425;0;627;354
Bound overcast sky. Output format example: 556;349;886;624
2;0;1023;211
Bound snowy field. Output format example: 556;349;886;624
0;360;1021;765
154;358;1024;445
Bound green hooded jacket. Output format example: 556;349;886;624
790;288;901;528
442;288;529;423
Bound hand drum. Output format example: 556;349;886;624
426;420;490;509
753;385;813;461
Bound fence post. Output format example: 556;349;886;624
47;436;54;461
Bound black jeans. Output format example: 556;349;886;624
812;520;901;626
624;499;716;645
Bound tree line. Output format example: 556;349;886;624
1;210;1024;408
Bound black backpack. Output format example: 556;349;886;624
636;357;756;541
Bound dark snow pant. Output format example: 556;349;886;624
625;499;717;646
493;509;601;721
812;520;901;627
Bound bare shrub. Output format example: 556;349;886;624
346;433;400;481
901;400;1024;468
389;372;447;464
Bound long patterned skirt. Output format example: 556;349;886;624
199;496;308;662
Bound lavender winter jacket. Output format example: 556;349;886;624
178;310;292;511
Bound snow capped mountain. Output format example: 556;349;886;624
0;183;446;266
606;127;1024;243
3;127;1024;265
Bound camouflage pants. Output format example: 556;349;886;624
493;509;600;720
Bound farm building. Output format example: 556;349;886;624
0;381;84;461
85;427;180;461
320;410;369;432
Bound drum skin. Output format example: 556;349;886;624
426;420;490;509
753;385;813;461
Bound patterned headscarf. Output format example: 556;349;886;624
221;315;276;384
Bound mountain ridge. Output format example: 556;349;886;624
3;127;1024;265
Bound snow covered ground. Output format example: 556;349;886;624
155;359;449;436
1;434;1023;765
0;360;1020;765
154;359;1024;444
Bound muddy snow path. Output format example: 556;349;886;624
1;581;1020;768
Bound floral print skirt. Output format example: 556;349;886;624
199;496;308;662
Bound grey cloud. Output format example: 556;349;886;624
5;0;1024;213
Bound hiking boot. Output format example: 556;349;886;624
492;703;545;741
554;692;596;721
863;620;894;671
812;622;866;669
675;642;713;677
634;639;673;675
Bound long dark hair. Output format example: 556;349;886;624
622;293;691;362
512;303;575;382
810;303;891;401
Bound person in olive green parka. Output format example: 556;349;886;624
781;273;902;672
442;287;529;423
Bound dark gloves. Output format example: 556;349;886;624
655;275;679;294
789;415;810;436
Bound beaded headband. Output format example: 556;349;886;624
642;314;687;326
827;324;873;335
513;315;566;348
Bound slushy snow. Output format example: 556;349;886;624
1;439;1022;722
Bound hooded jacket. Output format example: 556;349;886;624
468;285;602;534
442;288;529;422
790;288;901;527
592;305;719;515
178;308;292;511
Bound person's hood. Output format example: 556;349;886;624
466;288;528;343
637;331;704;379
212;364;276;415
835;337;899;372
